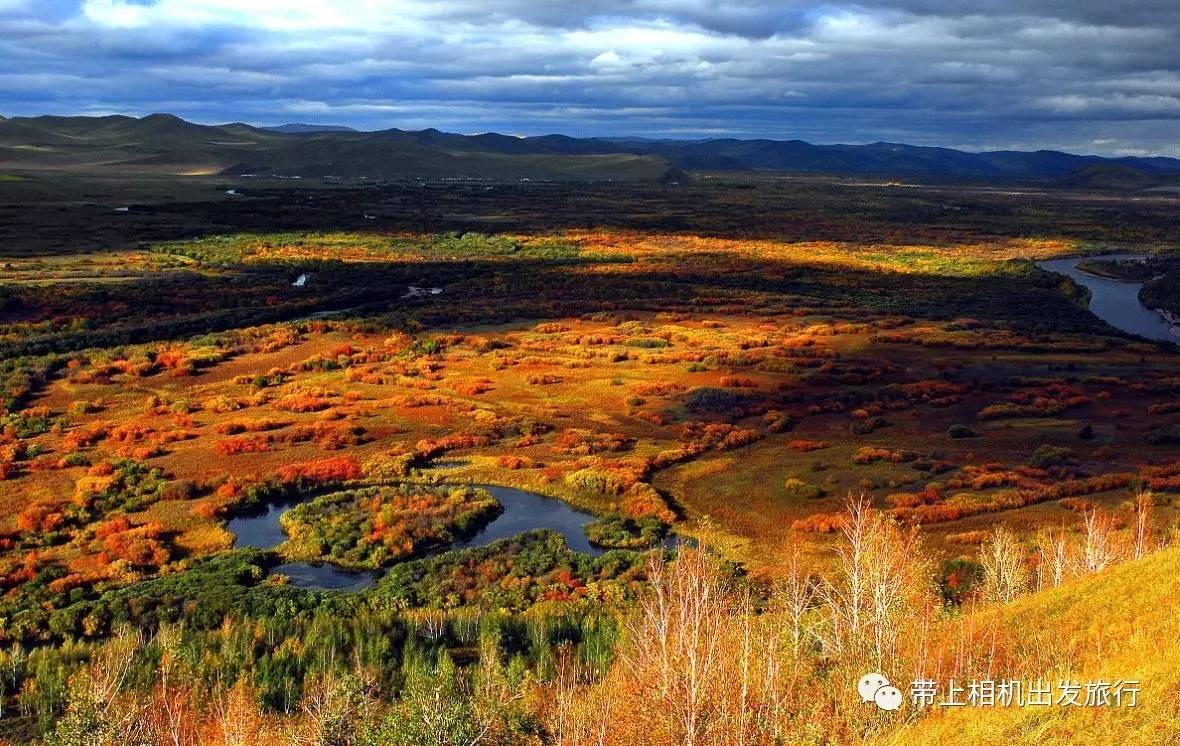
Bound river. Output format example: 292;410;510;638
226;483;606;591
1036;254;1179;343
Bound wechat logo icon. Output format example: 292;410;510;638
858;672;903;711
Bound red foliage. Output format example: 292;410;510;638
97;519;170;568
276;456;361;485
553;429;633;455
17;501;66;533
456;379;496;395
215;436;271;456
788;439;829;452
497;456;537;469
275;395;332;413
851;447;914;464
621;483;676;523
680;421;761;450
791;512;846;533
719;376;759;389
63;424;109;451
634;381;685;397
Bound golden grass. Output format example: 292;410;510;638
881;543;1180;745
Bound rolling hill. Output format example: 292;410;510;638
0;113;673;182
263;123;359;133
1;112;1178;186
879;542;1180;745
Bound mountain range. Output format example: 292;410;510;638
2;112;1178;187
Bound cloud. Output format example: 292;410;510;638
0;0;1177;155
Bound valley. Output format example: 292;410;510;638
0;160;1178;744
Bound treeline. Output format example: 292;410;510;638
4;603;618;740
0;532;650;648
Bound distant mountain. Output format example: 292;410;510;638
1;112;1177;187
264;123;359;134
0;114;672;182
1059;163;1163;191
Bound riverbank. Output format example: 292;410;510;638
1036;254;1180;343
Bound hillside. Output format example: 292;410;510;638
1059;163;1163;191
2;113;1179;185
0;114;673;182
262;123;358;133
881;543;1180;745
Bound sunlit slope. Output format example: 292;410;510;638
882;544;1180;745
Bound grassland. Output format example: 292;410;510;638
1;227;1177;585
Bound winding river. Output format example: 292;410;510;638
227;483;607;591
1037;254;1180;343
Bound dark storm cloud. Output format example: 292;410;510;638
0;0;1177;155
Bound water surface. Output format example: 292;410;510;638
1037;254;1179;342
225;482;610;590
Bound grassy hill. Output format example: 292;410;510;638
0;114;674;181
4;113;1180;185
881;543;1180;745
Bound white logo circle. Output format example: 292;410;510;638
857;672;890;703
873;685;903;711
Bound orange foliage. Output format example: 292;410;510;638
215;436;271;456
790;512;847;532
96;518;170;568
788;439;829;452
274;395;332;413
553;429;633;455
276;456;361;485
17;501;66;533
497;455;538;469
620;483;676;523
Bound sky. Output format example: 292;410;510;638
1;0;1178;156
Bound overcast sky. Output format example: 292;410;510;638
2;0;1178;155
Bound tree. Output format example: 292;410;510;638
980;528;1028;603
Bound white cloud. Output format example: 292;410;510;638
591;50;622;66
0;0;1173;154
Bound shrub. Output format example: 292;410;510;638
783;478;823;500
1146;425;1180;445
790;512;845;532
553;429;633;455
215;436;271;456
1027;445;1074;468
274;395;332;413
947;424;978;439
620;483;676;523
682;386;753;415
851;447;915;465
276;456;361;486
497;456;537;469
939;558;985;605
718;376;758;389
585;514;667;549
788;439;829;452
625;337;668;349
850;416;888;435
362;451;418;480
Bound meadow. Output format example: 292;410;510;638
0;174;1178;743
